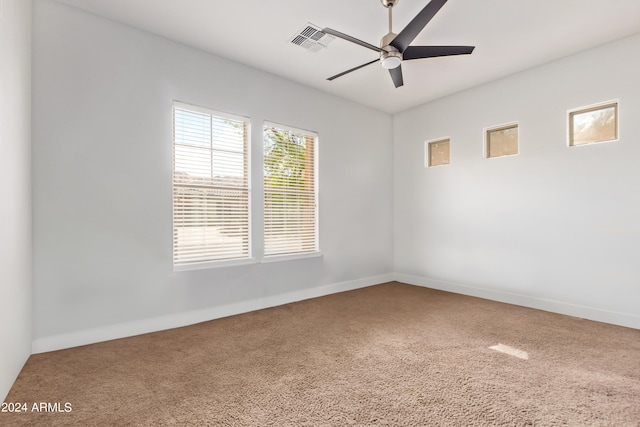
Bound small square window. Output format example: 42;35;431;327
425;138;450;167
569;101;618;146
485;123;518;158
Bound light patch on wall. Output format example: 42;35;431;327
489;343;529;360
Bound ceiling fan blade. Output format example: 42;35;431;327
389;65;404;88
327;59;380;81
390;0;448;53
322;28;383;53
403;45;475;60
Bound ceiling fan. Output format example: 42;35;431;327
323;0;475;88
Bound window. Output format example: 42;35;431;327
569;101;618;146
172;102;250;268
485;123;518;158
425;138;450;167
263;122;318;257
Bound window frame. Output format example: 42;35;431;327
484;122;519;159
172;101;253;271
567;100;619;147
262;121;319;260
425;137;451;167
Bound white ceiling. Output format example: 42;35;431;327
56;0;640;114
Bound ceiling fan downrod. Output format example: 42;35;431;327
381;0;399;32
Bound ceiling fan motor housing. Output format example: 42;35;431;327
380;32;402;69
380;0;400;69
380;32;397;48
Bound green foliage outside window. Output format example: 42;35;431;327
264;127;309;190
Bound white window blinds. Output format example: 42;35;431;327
173;103;250;267
263;123;318;257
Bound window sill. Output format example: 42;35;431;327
174;258;257;272
261;251;323;264
173;252;323;272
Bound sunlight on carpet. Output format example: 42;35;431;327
489;343;529;360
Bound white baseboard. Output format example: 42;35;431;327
32;272;637;354
395;273;640;330
32;273;395;354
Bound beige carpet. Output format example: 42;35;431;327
2;282;640;426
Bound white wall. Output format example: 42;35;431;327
32;0;393;351
0;0;32;401
394;34;640;328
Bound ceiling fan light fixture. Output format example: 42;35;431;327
381;51;402;69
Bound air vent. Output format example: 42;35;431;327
289;23;334;53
